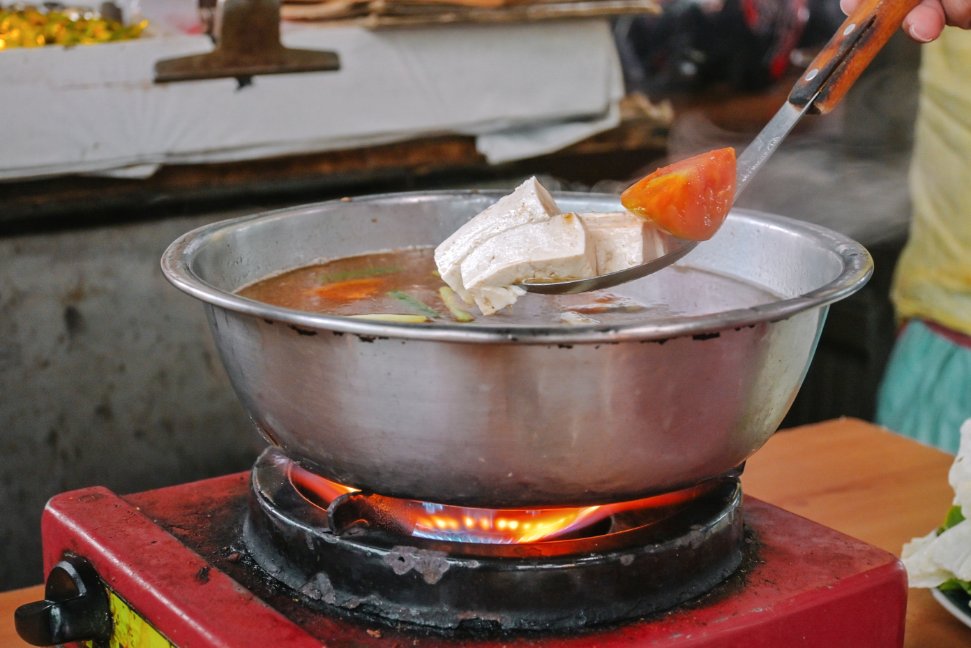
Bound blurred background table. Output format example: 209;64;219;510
743;418;969;647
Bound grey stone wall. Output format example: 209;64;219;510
0;211;263;589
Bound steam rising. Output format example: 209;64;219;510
667;105;913;247
574;38;922;249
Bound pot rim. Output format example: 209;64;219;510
160;190;873;345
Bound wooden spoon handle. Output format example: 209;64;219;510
789;0;921;114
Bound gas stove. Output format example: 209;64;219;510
15;447;906;647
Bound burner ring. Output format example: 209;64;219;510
243;447;746;633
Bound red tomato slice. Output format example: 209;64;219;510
620;147;736;241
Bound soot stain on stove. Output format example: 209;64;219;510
217;543;412;637
138;484;251;556
383;546;454;584
545;526;764;638
674;525;763;612
230;532;756;643
232;530;764;643
298;572;343;607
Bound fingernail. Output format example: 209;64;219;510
907;22;934;43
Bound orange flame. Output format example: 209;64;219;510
289;464;706;544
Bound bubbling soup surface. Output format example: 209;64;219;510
238;246;781;327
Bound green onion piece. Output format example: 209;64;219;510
387;291;441;318
438;287;475;322
348;314;429;323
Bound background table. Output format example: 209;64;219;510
743;418;968;647
1;418;967;646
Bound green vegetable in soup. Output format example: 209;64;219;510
439;287;475;322
388;291;441;318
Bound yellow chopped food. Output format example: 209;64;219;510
348;314;430;323
0;5;147;50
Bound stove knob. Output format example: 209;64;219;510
14;555;112;647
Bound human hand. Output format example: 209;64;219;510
840;0;971;42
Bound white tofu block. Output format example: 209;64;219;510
461;213;596;314
468;285;527;316
577;211;646;275
434;177;559;298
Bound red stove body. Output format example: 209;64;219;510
28;472;907;647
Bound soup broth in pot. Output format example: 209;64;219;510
238;246;782;327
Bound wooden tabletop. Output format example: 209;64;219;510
2;418;968;646
743;418;969;647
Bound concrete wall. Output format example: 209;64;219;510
1;211;263;589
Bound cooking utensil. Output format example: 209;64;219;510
521;232;699;296
523;0;918;295
737;0;922;192
161;191;871;507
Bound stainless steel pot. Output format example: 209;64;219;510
161;191;871;507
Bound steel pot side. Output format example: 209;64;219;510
161;190;872;506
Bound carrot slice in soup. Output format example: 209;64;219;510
621;147;736;241
313;277;387;301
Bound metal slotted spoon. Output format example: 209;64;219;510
522;0;919;295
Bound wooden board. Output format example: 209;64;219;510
281;0;660;27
